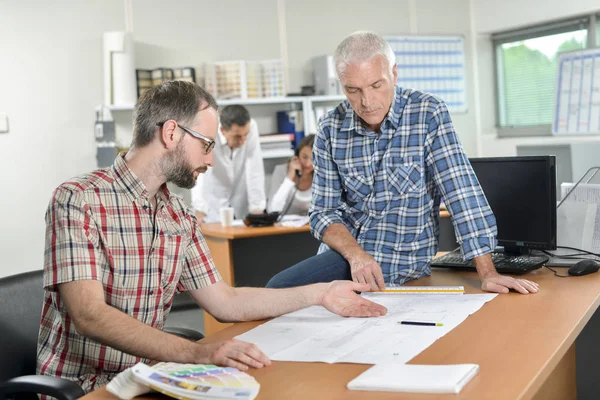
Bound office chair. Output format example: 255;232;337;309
0;270;84;400
0;270;204;400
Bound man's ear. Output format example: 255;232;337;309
159;120;180;149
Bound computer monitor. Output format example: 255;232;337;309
469;155;557;254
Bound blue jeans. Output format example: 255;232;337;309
266;250;352;288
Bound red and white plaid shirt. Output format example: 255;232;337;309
37;154;221;393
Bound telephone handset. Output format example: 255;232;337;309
294;146;302;178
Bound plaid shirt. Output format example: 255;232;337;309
37;154;221;393
310;86;497;284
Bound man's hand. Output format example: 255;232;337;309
197;339;271;371
473;253;539;294
480;271;539;294
320;281;387;317
347;251;386;291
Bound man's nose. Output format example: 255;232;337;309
205;151;214;166
361;91;371;108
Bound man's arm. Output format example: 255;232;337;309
59;280;271;371
245;119;266;214
309;123;385;291
424;102;538;294
189;280;387;323
321;224;385;291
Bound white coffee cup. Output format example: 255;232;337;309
219;207;234;227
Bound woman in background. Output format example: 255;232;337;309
269;134;315;215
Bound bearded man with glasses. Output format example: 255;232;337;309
38;81;387;394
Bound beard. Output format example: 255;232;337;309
162;141;207;189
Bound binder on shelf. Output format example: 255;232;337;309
136;68;196;98
135;69;153;98
173;67;196;83
277;111;304;147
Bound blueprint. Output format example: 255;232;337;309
236;293;497;364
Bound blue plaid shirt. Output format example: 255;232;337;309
309;86;497;284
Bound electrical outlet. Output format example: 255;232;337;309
0;113;8;133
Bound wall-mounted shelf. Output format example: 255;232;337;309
96;94;347;138
218;97;304;106
262;148;294;159
96;94;346;113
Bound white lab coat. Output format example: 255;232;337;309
191;119;266;223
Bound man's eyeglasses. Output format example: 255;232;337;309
156;122;215;154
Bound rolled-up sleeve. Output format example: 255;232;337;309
43;187;104;291
309;121;345;240
424;102;498;261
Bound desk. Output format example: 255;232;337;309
83;265;600;400
200;223;320;335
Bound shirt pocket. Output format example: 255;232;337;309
161;229;188;295
339;166;373;204
384;159;422;197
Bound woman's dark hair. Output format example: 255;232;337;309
295;134;315;156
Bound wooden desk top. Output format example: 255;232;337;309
83;266;600;400
200;211;450;239
200;223;310;239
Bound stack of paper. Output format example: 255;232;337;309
347;363;479;394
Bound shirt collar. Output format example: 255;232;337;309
112;152;172;203
217;125;228;146
340;85;404;134
386;86;403;130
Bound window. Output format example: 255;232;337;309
493;15;598;137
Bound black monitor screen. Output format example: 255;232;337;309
469;156;557;252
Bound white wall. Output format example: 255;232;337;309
0;0;477;278
474;0;600;33
0;0;124;277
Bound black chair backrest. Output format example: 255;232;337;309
0;270;44;383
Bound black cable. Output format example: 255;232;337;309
544;265;570;278
541;249;590;259
276;176;299;222
556;246;600;258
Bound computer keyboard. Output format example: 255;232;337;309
432;252;549;274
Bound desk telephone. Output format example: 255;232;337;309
243;211;280;227
244;152;302;227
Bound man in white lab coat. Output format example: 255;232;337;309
191;105;266;223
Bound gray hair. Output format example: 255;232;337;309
132;80;218;148
333;31;396;77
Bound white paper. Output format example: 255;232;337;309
347;363;479;394
236;294;496;364
279;214;309;227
